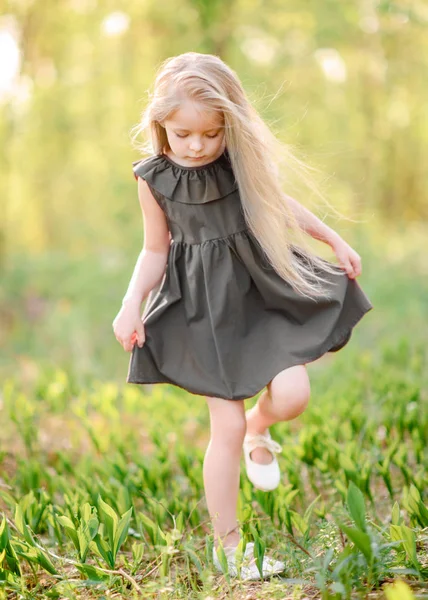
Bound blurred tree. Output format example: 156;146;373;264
0;0;426;263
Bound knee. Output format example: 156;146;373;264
269;366;311;418
295;381;311;415
206;398;247;449
215;415;247;449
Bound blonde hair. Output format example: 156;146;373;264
131;51;348;300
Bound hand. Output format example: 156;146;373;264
112;306;146;352
330;238;362;279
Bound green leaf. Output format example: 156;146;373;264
87;515;99;539
331;545;355;578
347;481;367;532
0;569;19;584
57;515;80;551
97;496;118;549
389;525;419;570
75;563;110;582
0;492;18;512
92;534;114;569
303;494;321;523
204;534;213;567
283;489;299;505
175;511;185;532
289;510;309;537
113;507;133;559
337;522;372;562
335;478;348;498
14;505;36;546
35;549;57;575
131;541;145;565
249;526;265;579
77;521;98;562
407;486;428;527
138;513;157;545
156;525;168;546
80;503;92;522
0;516;7;548
279;504;293;535
233;538;245;579
3;541;21;575
391;502;402;526
159;547;170;579
253;541;266;580
214;543;230;581
339;453;357;475
331;581;346;594
184;544;203;575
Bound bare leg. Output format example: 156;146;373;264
246;365;311;464
203;396;246;549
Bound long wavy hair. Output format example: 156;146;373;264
131;51;349;300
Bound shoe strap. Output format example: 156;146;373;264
245;433;282;455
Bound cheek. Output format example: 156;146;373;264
213;135;225;150
167;134;183;149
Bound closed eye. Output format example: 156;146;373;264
175;133;219;139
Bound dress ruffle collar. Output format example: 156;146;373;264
132;149;238;204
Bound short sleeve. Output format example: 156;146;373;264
132;159;166;211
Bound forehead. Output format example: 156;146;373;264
167;100;223;130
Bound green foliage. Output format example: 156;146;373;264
89;498;133;569
0;336;426;596
0;192;427;597
1;0;427;272
0;515;21;576
57;502;99;562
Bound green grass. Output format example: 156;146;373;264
0;337;427;598
0;222;427;598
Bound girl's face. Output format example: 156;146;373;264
162;100;225;167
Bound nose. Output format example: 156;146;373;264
189;137;203;152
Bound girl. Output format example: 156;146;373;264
113;52;373;580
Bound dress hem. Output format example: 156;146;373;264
126;301;374;401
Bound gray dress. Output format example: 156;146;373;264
127;149;373;400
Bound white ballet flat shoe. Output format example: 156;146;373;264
243;410;282;491
213;541;285;580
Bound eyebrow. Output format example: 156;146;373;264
173;126;222;133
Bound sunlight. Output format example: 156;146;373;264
314;48;347;83
239;27;279;65
101;11;130;37
0;19;21;102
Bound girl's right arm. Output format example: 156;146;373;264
112;177;171;352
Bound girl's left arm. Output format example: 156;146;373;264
284;193;362;279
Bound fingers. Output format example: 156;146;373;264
350;254;362;278
116;338;135;352
341;255;362;279
123;340;134;352
344;264;354;278
135;322;146;348
113;328;145;353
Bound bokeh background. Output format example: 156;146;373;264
1;3;427;597
1;0;427;383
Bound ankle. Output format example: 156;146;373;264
247;397;273;435
215;528;241;550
